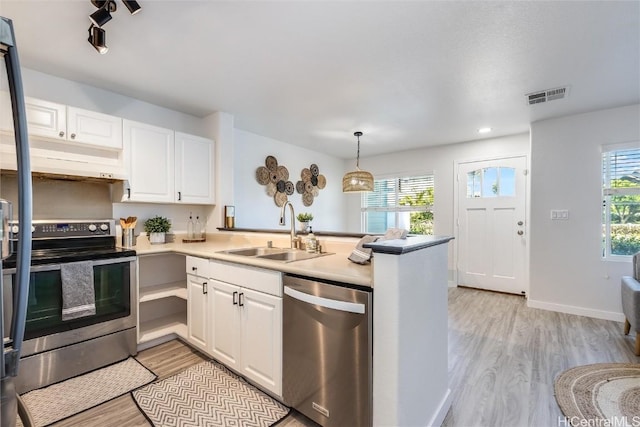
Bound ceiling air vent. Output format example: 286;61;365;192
525;86;569;105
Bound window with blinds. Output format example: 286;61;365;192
361;175;434;234
602;144;640;257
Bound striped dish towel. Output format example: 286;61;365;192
348;235;379;264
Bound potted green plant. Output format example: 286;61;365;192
144;216;171;244
296;212;314;232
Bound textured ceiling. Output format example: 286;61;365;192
1;1;638;158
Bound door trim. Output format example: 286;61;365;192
453;154;530;295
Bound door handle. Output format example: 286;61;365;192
517;230;524;235
239;292;244;307
202;282;207;294
233;291;238;305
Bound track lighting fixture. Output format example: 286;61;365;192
88;25;108;54
87;0;141;54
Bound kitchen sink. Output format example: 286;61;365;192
219;247;332;263
221;247;286;257
256;251;329;262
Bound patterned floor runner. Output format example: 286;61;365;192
132;360;289;427
19;357;156;426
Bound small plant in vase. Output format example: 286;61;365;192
144;216;171;244
296;212;314;232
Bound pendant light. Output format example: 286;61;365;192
342;131;374;192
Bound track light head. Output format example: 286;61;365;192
122;0;141;15
89;6;112;27
88;25;108;54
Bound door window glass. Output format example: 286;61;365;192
467;167;516;198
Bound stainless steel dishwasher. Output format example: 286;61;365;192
283;274;372;427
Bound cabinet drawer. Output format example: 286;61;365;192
186;256;210;277
210;260;282;297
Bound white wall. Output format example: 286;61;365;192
233;129;347;231
529;104;640;321
348;133;531;276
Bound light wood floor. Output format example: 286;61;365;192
44;287;639;427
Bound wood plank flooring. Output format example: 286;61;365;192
40;287;639;426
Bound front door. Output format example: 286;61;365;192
457;156;528;295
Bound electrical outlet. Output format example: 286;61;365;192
550;209;569;220
99;172;114;178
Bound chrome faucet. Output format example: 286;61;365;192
279;201;296;249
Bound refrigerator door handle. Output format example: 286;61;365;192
1;16;33;378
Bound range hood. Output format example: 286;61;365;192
0;134;128;180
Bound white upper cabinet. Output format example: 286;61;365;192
67;107;123;149
0;94;122;149
175;132;215;204
123;120;176;203
122;120;215;204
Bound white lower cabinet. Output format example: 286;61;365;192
187;273;209;352
208;261;283;397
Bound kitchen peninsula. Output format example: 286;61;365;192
133;231;453;426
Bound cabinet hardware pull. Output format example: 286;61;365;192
127;188;131;199
192;266;197;271
58;131;65;137
233;291;238;305
239;293;244;307
70;133;76;139
178;191;182;201
203;282;208;294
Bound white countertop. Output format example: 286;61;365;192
130;232;373;287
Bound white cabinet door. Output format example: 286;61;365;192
209;279;241;370
67;107;122;149
175;132;215;204
123;120;175;203
0;94;66;140
187;273;209;352
240;287;282;396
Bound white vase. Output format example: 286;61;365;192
149;232;166;244
298;221;310;232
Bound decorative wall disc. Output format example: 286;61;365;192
310;164;319;177
256;166;270;185
317;175;326;189
295;181;305;194
265;155;278;172
266;182;277;196
312;187;320;197
285;181;295;195
310;175;318;186
301;168;312;182
276;180;286;193
275;192;288;207
304;181;314;193
276;165;289;181
269;172;279;183
302;192;314;206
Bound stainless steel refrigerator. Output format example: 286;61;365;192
0;16;33;427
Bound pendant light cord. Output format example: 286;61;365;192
356;133;361;169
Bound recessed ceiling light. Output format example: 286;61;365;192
477;127;492;134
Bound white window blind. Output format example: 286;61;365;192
602;144;640;258
361;174;434;234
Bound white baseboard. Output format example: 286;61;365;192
527;299;624;322
427;388;452;427
448;280;457;288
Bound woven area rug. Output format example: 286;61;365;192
19;357;156;427
554;363;640;424
132;360;289;427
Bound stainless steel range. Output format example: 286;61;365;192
1;219;137;393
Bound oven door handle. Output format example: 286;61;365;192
4;256;137;275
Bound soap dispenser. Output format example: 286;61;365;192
195;216;202;239
306;227;317;253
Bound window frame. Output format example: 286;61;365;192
602;141;640;260
360;172;434;234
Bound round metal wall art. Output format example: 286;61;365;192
256;156;294;206
296;163;326;206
